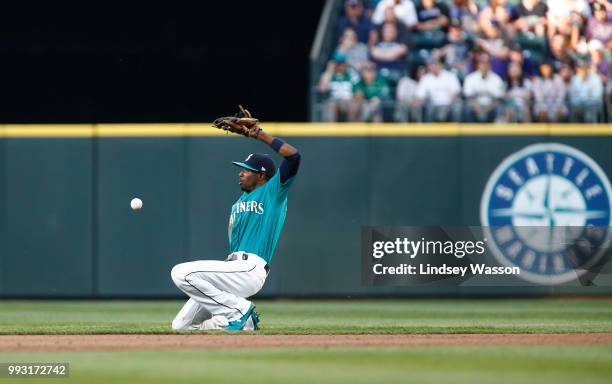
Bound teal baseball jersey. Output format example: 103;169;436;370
228;172;296;264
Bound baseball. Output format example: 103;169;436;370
130;198;143;211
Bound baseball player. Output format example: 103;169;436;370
170;116;301;331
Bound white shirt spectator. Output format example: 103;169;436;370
569;72;603;104
463;70;505;105
396;76;419;103
372;0;418;28
416;70;461;106
547;0;591;20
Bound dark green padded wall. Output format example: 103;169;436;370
1;134;611;296
3;139;93;295
96;138;187;295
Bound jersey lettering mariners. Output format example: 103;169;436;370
228;172;296;264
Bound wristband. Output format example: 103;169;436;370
270;138;285;152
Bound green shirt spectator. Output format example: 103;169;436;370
354;62;390;122
317;55;361;121
354;75;390;100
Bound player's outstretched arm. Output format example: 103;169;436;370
250;125;300;183
252;128;297;157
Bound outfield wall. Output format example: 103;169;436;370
1;124;612;297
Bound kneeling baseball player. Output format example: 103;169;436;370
171;106;301;331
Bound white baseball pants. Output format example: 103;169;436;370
170;251;268;331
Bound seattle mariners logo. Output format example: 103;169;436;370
480;143;612;284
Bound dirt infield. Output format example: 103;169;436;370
1;333;612;351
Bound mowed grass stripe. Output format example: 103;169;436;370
0;345;611;384
0;299;611;335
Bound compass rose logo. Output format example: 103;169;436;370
480;143;612;284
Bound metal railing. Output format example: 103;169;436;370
309;0;343;122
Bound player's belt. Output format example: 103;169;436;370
227;252;270;274
240;253;270;274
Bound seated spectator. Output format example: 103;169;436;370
371;1;414;44
449;0;479;36
549;34;574;71
531;61;568;121
335;28;370;71
370;22;409;74
569;8;590;48
317;55;360;122
414;0;450;33
588;39;612;121
478;0;512;39
337;0;377;46
372;0;418;29
474;23;511;78
395;65;427;122
586;2;612;47
353;62;391;122
463;54;506;122
414;58;462;122
436;22;472;79
511;0;549;38
504;62;533;122
547;0;590;39
508;44;539;78
569;59;604;122
559;62;574;86
589;40;610;81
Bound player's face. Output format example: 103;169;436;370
239;169;263;192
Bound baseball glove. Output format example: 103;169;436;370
213;105;260;137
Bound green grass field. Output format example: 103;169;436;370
0;299;611;334
2;345;612;384
1;299;611;384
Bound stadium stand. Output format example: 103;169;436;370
313;0;611;122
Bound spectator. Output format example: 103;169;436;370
335;28;370;71
559;62;574;86
436;22;472;79
547;0;590;39
372;0;418;29
588;39;612;121
353;62;391;122
569;8;590;48
317;55;360;122
508;44;539;78
316;0;612;122
478;0;512;39
370;22;409;73
504;61;533;122
531;61;568;121
586;2;612;47
463;54;506;122
449;0;479;35
589;39;610;81
395;65;426;122
511;0;549;38
414;58;462;121
549;34;574;71
337;0;377;46
569;59;604;122
414;0;450;33
474;23;511;78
